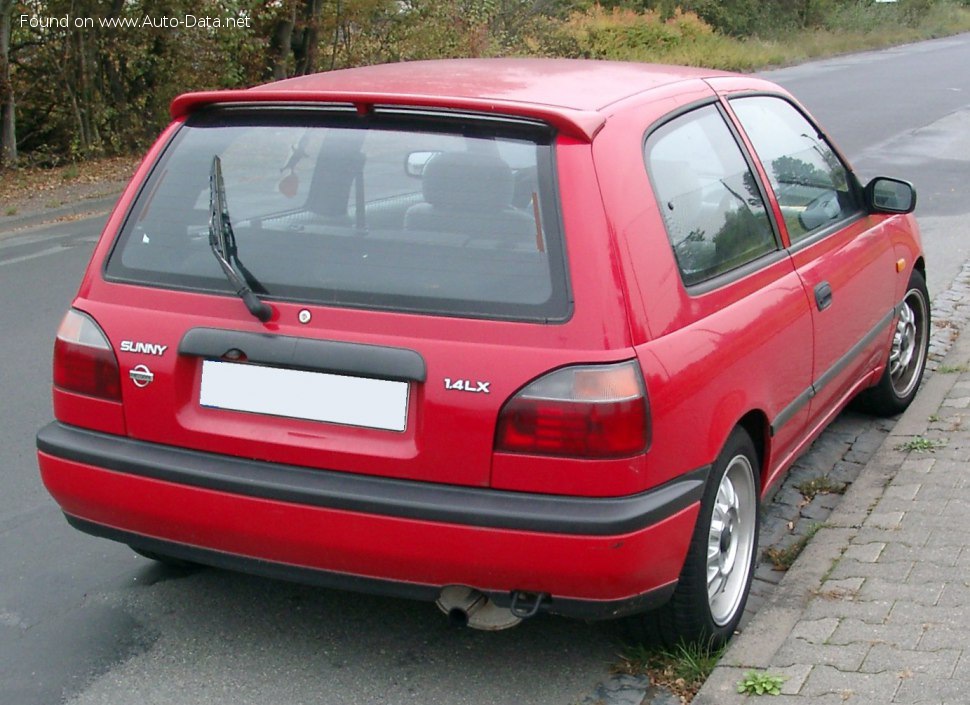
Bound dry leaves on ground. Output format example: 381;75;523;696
1;157;139;216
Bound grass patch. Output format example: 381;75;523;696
615;640;724;702
895;436;945;453
795;475;847;501
4;207;16;216
937;363;970;374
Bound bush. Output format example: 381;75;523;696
540;5;714;61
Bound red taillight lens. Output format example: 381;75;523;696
495;361;650;459
53;310;121;401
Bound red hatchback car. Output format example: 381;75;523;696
37;58;927;646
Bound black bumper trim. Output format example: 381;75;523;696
179;327;427;382
66;514;677;619
38;422;707;537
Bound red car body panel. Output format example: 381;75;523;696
38;58;925;619
39;452;698;603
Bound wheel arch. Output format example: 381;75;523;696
914;256;926;281
736;410;769;491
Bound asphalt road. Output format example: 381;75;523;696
2;34;969;705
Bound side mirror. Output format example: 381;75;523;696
405;151;439;178
864;177;916;214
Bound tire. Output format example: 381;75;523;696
855;270;930;417
630;427;760;649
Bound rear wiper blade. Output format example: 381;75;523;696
208;155;272;323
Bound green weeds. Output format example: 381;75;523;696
737;670;787;696
895;436;945;453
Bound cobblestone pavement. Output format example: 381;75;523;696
695;261;970;704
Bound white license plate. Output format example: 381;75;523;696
199;360;409;432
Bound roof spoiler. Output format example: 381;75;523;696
169;90;605;142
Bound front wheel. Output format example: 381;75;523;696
629;427;760;648
855;270;930;417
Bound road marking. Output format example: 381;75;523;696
0;246;70;267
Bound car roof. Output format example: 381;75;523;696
170;58;735;141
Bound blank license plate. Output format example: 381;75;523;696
199;360;409;432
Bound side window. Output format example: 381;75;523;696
731;96;861;243
645;105;777;287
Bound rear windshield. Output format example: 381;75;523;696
105;108;570;322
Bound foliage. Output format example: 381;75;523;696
9;0;263;162
2;0;970;168
737;670;786;696
537;5;713;62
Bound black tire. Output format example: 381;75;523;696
855;270;930;417
629;427;760;649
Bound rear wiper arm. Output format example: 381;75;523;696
208;155;273;323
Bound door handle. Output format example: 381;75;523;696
814;281;833;311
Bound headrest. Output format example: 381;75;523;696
422;152;515;211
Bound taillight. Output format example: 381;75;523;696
495;361;650;459
53;309;122;401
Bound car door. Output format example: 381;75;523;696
728;95;898;426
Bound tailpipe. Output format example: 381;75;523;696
436;586;523;631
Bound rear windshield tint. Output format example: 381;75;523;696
105;108;570;322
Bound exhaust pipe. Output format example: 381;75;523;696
436;586;523;631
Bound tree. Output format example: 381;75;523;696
0;0;16;168
260;0;327;79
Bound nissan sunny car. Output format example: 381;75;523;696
37;58;928;646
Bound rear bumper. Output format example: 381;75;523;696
37;422;706;619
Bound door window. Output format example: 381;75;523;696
645;105;777;287
731;96;861;244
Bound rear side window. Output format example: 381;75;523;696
730;96;861;243
106;109;570;322
645;105;777;287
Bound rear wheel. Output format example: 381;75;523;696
855;270;929;416
630;427;760;648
